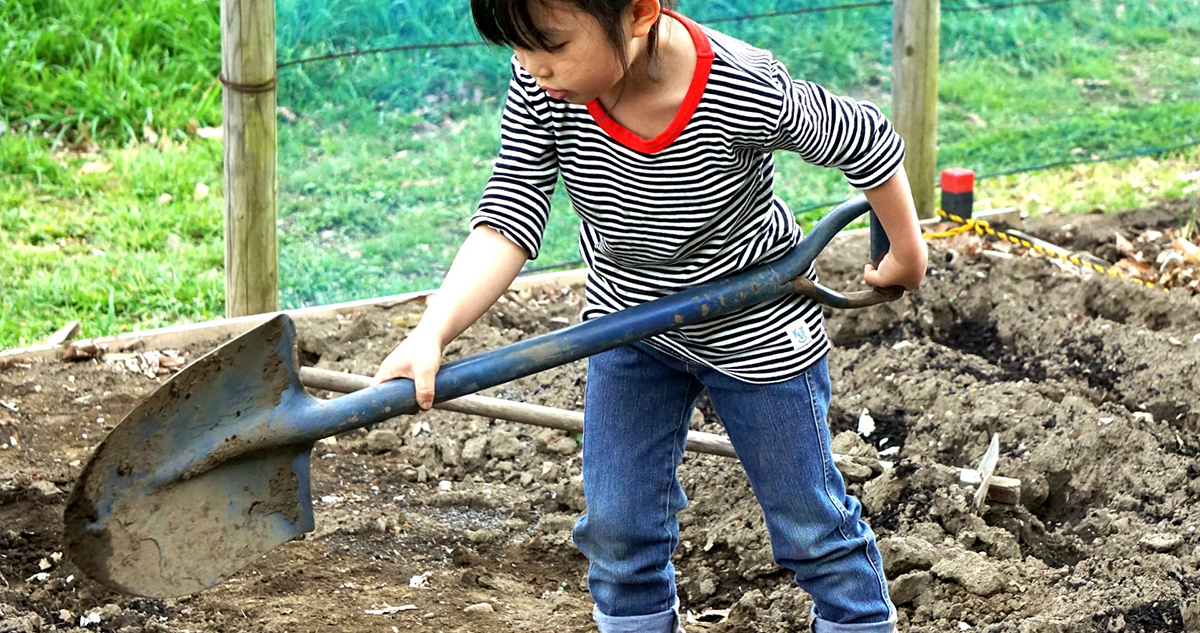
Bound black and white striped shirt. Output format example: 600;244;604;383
471;12;905;383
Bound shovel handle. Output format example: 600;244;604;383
313;196;885;440
870;209;889;266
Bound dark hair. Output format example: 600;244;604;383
471;0;676;71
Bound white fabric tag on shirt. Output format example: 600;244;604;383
784;318;815;351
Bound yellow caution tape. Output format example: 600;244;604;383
922;209;1167;292
920;222;975;239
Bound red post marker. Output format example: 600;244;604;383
940;168;975;220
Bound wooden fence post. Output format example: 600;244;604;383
892;0;940;219
221;0;279;317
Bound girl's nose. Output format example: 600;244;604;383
517;51;552;80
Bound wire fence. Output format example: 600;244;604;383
276;0;1079;69
272;0;1200;307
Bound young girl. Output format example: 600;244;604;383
374;0;928;630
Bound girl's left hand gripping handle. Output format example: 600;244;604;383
788;206;904;309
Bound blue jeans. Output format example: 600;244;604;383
573;343;895;633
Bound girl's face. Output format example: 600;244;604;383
514;1;641;104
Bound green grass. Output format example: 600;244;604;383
1;138;225;346
276;108;501;307
975;144;1200;217
270;0;1200;120
0;0;222;146
2;0;1199;348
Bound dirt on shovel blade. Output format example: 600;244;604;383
2;199;1199;632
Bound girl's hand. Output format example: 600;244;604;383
863;247;926;292
368;225;529;411
372;328;444;410
860;167;927;292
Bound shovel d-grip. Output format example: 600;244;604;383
64;196;902;598
789;277;903;309
789;207;905;309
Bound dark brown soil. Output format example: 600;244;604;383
2;200;1199;633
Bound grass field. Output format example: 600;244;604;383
2;0;1199;348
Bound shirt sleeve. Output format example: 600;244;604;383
469;59;559;260
764;61;905;190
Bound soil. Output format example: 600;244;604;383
3;199;1200;633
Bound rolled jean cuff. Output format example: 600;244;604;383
592;601;682;633
813;612;897;633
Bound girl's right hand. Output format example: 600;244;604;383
368;224;529;410
372;329;444;410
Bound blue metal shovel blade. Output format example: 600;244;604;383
63;315;318;597
64;197;887;598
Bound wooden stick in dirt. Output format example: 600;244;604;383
299;367;1021;505
300;367;733;457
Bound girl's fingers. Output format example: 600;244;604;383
414;362;439;410
372;352;411;385
863;263;884;288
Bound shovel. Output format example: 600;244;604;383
64;196;902;598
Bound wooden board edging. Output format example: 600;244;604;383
0;269;588;365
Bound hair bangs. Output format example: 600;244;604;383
471;0;554;51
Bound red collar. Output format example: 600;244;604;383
585;9;714;154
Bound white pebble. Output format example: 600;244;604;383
857;409;875;436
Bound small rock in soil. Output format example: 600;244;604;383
1138;533;1183;553
466;529;493;544
438;437;461;465
29;480;61;498
489;430;522;459
1182;599;1200;632
831;429;880;460
366;429;402;453
839;458;875;483
878;535;939;576
463;602;495;615
462;435;488;466
932;551;1008;597
889;570;934;606
535;514;576;533
537;430;578;455
1;614;43;633
861;468;907;515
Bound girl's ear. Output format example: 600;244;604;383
627;0;662;38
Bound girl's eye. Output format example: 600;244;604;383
546;41;568;52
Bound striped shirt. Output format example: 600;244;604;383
471;11;905;383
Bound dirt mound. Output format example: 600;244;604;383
2;200;1199;632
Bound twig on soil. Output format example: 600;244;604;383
0;569;8;587
365;604;417;615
